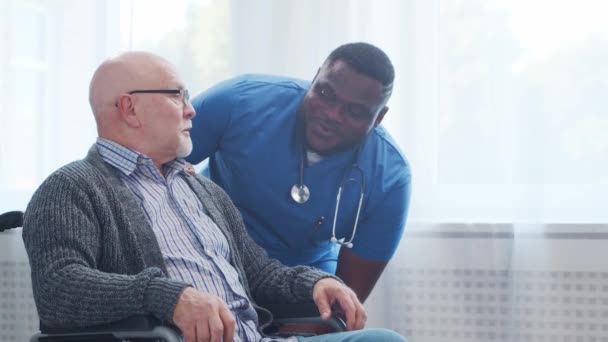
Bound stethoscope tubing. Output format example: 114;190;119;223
293;146;366;248
330;166;365;248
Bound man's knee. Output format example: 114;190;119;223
354;328;407;342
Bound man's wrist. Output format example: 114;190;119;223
144;277;191;322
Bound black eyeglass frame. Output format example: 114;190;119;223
127;89;190;105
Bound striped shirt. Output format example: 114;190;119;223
96;138;292;342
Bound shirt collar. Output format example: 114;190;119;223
96;138;187;177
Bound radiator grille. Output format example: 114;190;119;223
0;260;38;342
387;268;608;342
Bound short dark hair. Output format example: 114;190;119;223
325;42;395;89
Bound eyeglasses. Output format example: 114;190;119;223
127;89;190;105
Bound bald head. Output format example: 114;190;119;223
87;51;195;169
89;51;176;120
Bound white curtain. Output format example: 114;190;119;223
1;1;607;341
3;0;606;221
1;3;119;339
0;0;121;212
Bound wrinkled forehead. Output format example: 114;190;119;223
138;60;185;89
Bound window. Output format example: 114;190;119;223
1;1;52;209
0;0;121;211
411;0;608;223
2;0;606;224
0;0;231;212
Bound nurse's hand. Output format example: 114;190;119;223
184;162;196;175
312;278;367;330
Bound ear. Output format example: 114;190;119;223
373;106;389;127
116;94;142;128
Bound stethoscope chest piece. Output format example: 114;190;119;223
291;184;310;203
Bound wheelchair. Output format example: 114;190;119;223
1;210;345;342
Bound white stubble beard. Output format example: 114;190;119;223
176;136;193;158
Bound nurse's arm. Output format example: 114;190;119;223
335;247;388;303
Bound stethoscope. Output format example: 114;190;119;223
290;147;366;248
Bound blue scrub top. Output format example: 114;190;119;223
187;74;411;273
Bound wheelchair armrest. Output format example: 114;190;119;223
40;315;167;334
32;306;344;341
264;303;347;332
33;315;181;342
0;210;24;232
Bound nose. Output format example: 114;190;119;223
184;101;196;119
323;100;344;123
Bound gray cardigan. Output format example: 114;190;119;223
23;146;333;329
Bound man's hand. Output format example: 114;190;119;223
312;278;366;331
173;287;236;342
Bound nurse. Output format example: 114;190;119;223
187;42;411;302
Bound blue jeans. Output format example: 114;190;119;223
297;328;407;342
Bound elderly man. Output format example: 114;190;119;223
22;51;406;342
